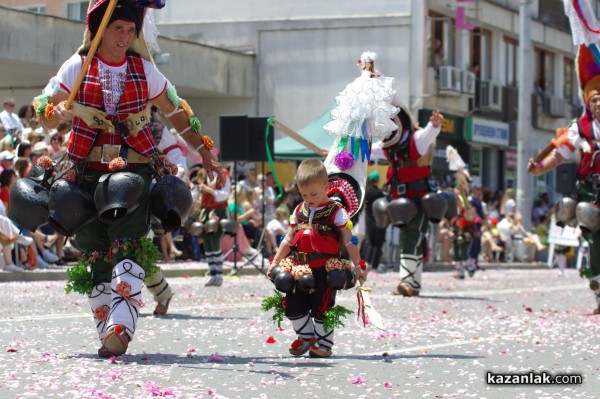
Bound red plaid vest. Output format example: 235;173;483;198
67;53;157;162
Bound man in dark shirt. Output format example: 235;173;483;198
468;185;487;269
362;171;386;270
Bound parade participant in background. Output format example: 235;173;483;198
382;107;444;296
362;171;386;270
446;145;478;279
529;0;600;314
267;159;367;358
33;0;221;357
193;163;231;287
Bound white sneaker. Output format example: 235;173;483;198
41;249;59;263
16;235;34;246
5;264;23;272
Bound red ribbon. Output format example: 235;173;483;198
356;291;366;327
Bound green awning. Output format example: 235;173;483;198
274;106;335;161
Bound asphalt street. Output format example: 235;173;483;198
0;267;598;398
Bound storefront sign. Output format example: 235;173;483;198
466;117;509;146
418;109;464;140
505;149;517;169
456;0;475;30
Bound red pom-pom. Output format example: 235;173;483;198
265;336;276;343
290;339;303;349
108;157;126;172
114;325;123;335
37;156;54;170
63;169;77;183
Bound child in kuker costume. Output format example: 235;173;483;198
266;159;367;358
528;0;600;314
446;145;478;279
21;0;222;358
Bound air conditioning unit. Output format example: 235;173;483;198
479;80;503;111
438;66;462;95
461;71;476;96
543;96;567;118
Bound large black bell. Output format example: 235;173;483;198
274;271;295;293
204;219;219;234
8;178;49;231
220;219;239;236
296;274;316;292
372;197;391;228
327;269;347;290
387;197;418;227
149;175;192;232
94;172;145;223
343;269;357;289
438;191;458;220
189;221;204;237
420;192;448;224
48;179;96;237
269;265;283;282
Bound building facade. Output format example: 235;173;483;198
0;0;590;199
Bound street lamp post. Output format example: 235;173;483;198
517;0;533;229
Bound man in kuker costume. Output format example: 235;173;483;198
37;0;221;357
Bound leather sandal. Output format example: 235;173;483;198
288;339;310;356
308;346;332;358
392;283;420;297
153;295;173;315
97;345;112;358
102;327;130;357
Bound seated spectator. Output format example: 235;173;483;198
0;150;15;173
0;169;17;210
48;133;65;157
265;207;288;257
0;215;34;272
496;214;515;261
512;213;546;261
481;217;504;261
437;218;454;262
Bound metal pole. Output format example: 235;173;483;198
517;0;533;230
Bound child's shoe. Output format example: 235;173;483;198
288;338;310;356
308;346;332;358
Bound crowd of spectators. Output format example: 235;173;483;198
0;98;81;272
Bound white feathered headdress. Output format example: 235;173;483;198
359;51;377;65
446;145;469;176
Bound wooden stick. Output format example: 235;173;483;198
65;0;119;110
270;119;324;157
527;143;555;172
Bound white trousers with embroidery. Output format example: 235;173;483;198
399;254;422;291
88;283;111;342
106;259;145;339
